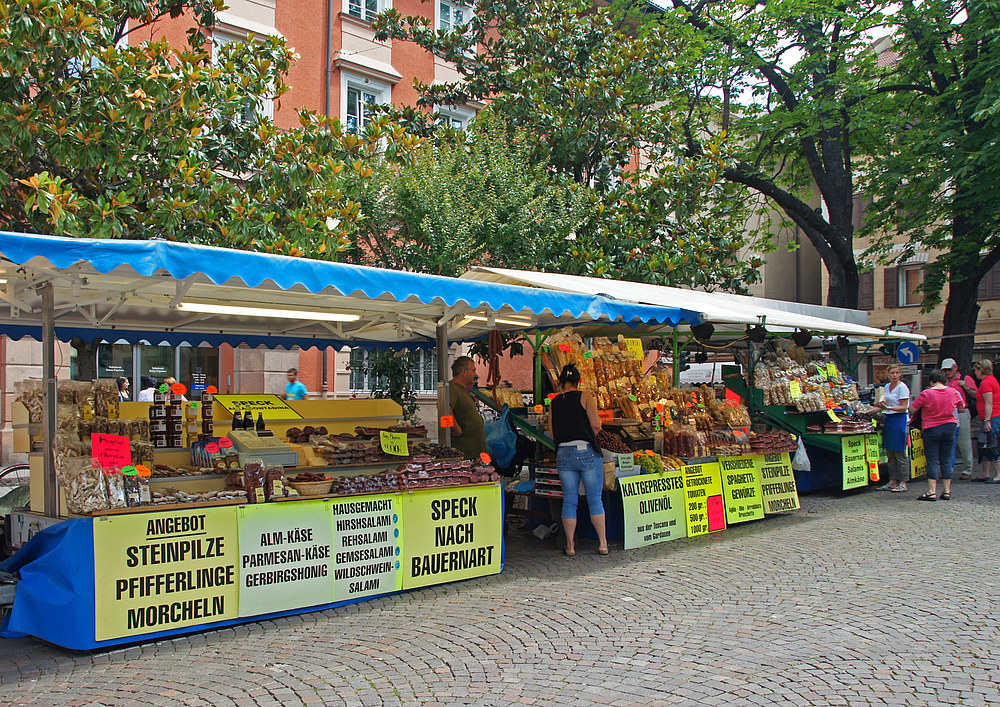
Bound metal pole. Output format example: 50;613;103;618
671;327;680;388
40;282;58;517
436;323;451;447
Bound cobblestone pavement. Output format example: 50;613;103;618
2;482;999;707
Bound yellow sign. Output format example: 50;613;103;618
682;461;726;537
827;409;842;423
213;394;302;420
380;430;408;456
757;452;800;513
842;435;868;489
910;429;926;479
789;380;802;399
401;484;502;589
619;470;687;549
624;338;644;362
817;366;828;380
718;455;765;524
93;507;240;641
827;363;838;379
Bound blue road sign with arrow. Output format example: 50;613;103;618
896;342;920;365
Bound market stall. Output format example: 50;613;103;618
0;232;701;649
461;268;926;493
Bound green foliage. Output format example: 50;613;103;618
373;0;769;292
0;0;416;258
350;350;420;423
862;0;1000;311
348;115;589;276
657;0;898;306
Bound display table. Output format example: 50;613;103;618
0;483;504;650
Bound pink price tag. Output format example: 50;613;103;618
706;495;726;532
91;433;132;469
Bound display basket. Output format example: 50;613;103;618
286;478;333;496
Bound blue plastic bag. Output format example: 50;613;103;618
485;405;518;468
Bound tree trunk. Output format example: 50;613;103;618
71;338;100;381
939;279;979;372
822;249;860;309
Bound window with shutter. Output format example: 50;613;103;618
859;271;874;310
883;267;899;308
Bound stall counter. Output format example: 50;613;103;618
0;483;504;650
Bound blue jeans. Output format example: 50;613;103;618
556;446;605;519
924;423;958;480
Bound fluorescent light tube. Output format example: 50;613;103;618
464;314;534;327
177;302;360;322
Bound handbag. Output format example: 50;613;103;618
977;428;998;458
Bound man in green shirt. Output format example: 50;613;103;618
448;356;486;460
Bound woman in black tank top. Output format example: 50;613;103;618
547;364;609;556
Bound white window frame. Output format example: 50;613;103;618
343;0;390;23
349;348;438;394
436;0;472;31
341;71;391;134
211;28;275;121
435;105;475;130
899;265;924;307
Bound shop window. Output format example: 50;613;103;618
899;266;924;307
179;345;220;400
96;342;133;381
350;348;437;393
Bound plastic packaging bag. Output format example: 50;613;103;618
484;405;518;469
791;438;811;471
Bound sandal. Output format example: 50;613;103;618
917;493;937;501
564;548;576;557
940;493;951;500
597;547;610;556
890;486;907;493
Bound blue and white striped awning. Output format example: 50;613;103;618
0;232;702;348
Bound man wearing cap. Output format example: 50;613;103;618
943;358;978;479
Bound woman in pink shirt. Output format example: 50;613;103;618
910;369;966;501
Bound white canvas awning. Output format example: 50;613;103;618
461;267;926;341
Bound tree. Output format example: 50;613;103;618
862;0;1000;368
658;0;897;308
373;0;769;292
346;116;589;276
0;0;414;257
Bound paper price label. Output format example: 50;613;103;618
598;410;614;423
533;405;544;414
827;363;838;378
92;433;132;470
440;415;455;428
827;409;842;423
380;430;408;456
205;442;221;454
584;351;593;359
789;380;802;399
624;338;644;362
171;383;188;396
480;452;492;465
219;437;234;448
617;453;635;471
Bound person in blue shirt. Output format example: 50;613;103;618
282;368;308;401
